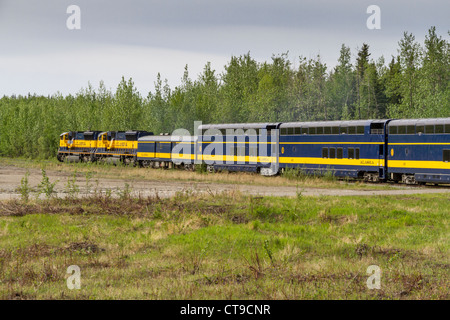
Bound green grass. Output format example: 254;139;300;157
0;191;448;299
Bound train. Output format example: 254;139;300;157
57;118;450;185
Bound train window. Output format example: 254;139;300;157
287;127;294;135
294;128;301;135
337;148;343;159
332;127;340;135
425;125;434;134
416;125;424;134
443;150;450;162
406;126;415;134
348;126;356;134
435;125;444;134
324;127;331;134
322;148;328;158
280;128;287;135
329;148;336;159
389;126;398;134
356;126;365;134
302;128;308;135
316;127;324;135
309;127;316;135
445;125;450;134
398;126;407;134
340;127;348;134
348;148;354;159
355;148;360;159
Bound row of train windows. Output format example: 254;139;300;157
389;124;450;134
231;145;275;156
281;126;365;136
322;147;360;159
202;129;273;136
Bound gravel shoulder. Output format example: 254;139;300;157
1;164;449;200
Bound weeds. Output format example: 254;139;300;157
18;171;31;202
65;171;79;199
36;169;57;200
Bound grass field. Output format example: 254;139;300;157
0;190;448;300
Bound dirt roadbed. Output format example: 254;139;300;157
1;165;449;200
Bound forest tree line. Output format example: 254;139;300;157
0;27;449;158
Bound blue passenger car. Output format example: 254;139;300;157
279;120;388;181
136;135;196;169
198;123;280;175
387;118;450;184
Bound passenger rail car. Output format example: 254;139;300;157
198;123;280;175
279;120;388;182
387;118;450;184
137;135;196;169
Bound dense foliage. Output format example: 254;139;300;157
1;27;449;158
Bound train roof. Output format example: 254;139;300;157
199;123;281;130
279;120;380;128
388;118;450;126
138;135;196;142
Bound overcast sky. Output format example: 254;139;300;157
0;0;448;96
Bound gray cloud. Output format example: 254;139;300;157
0;0;448;95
